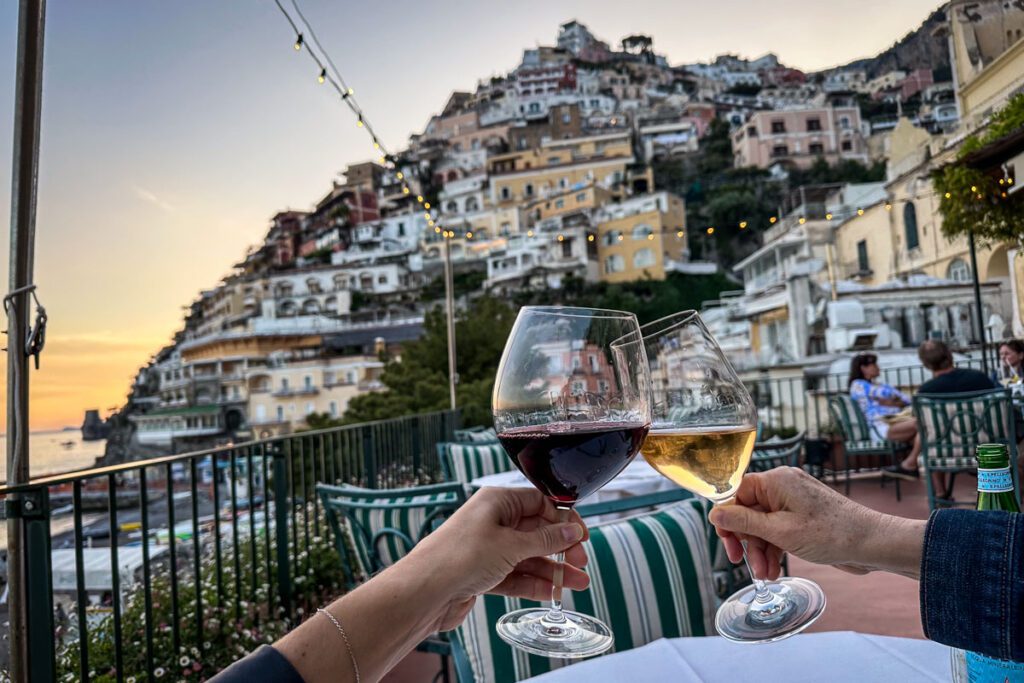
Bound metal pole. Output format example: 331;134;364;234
6;1;46;680
968;230;989;376
443;235;457;410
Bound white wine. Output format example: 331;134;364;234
642;426;756;502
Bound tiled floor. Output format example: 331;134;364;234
385;471;979;682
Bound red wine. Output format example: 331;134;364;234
498;422;650;505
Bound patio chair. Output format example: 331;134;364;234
437;441;514;487
318;481;467;683
453;426;498;443
749;432;805;472
450;490;719;683
828;394;910;500
912;388;1019;511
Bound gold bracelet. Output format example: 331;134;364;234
317;607;360;683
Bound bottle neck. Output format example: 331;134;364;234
977;461;1014;495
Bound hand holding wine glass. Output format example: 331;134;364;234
492;306;651;658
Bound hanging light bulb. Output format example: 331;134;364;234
825;213;833;220
588;234;595;242
706;227;715;235
402;186;410;195
739;221;748;228
416;195;424;203
557;234;565;242
424;202;431;209
944;192;952;199
677;231;684;238
527;230;535;237
396;172;404;180
357;117;364;128
467;232;474;239
769;216;777;224
294;34;304;51
434;226;441;233
347;87;354;96
318;68;326;84
885;203;892;211
857;208;864;216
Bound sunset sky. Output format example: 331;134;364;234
0;0;941;431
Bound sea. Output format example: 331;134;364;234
0;429;106;483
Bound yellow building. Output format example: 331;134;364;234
523;183;612;222
593;192;687;283
947;0;1024;129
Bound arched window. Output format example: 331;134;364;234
631;224;654;240
633;248;656;268
946;258;971;282
903;202;919;251
274;282;293;298
445;200;459;213
306;277;322;294
301;299;319;315
465;197;480;212
603;230;623;246
604;254;625;274
333;274;348;290
524;184;535;197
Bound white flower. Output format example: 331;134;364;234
179;655;190;666
154;668;165;679
127;677;136;683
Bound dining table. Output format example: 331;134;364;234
523;631;953;682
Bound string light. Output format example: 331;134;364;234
396;172;404;180
417;195;424;203
294;34;304;50
706;227;715;235
527;230;534;237
424;212;431;219
971;185;978;193
617;234;624;241
434;226;441;233
999;178;1005;185
676;231;684;237
825;213;833;220
588;235;595;242
944;192;952;199
646;233;654;240
466;232;473;239
318;67;326;83
769;216;777;224
885;203;892;211
739;221;747;229
356;117;364;128
857;208;864;216
402;187;410;195
557;234;564;242
1009;178;1015;185
424;202;431;209
798;217;806;225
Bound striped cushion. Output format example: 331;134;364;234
845;440;901;453
454;502;717;683
326;489;462;576
440;442;514;485
917;454;977;470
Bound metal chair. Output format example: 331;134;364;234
828;394;910;500
749;432;805;472
912;388;1019;511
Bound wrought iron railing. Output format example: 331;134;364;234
0;409;459;682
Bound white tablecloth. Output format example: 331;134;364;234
469;458;679;507
525;631;951;682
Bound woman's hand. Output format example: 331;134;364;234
407;487;590;631
709;468;925;580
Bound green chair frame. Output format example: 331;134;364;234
912;388;1020;511
749;432;805;472
828;394;910;500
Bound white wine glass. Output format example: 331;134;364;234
629;310;826;643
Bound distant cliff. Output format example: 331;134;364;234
832;8;951;77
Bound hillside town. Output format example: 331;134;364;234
110;3;1024;458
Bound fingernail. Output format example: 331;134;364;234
709;508;726;525
561;523;583;543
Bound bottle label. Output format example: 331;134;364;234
965;650;1024;682
978;467;1014;493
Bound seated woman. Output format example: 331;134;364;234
847;353;920;479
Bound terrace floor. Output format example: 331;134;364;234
384;472;976;682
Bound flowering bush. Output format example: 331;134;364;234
56;505;344;682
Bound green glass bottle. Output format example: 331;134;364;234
975;443;1020;512
951;444;1024;682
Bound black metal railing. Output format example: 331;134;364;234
1;409;458;682
742;359;992;439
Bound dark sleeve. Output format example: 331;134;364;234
920;509;1024;662
209;645;305;683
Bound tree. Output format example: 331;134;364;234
933;93;1024;245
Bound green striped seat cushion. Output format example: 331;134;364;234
917;454;977;470
342;490;462;574
845;440;900;453
455;427;499;443
454;502;717;683
440;442;514;485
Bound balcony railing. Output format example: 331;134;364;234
1;409;460;682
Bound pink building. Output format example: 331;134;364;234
731;106;869;170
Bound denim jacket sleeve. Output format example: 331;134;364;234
920;509;1024;662
209;645;305;683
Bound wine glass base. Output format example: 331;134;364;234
495;608;614;658
715;576;826;644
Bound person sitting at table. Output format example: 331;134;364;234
997;339;1024;384
848;352;921;479
211;487;590;683
710;467;1023;664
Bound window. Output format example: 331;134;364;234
378;274;387;284
570;380;586;395
397;223;406;237
465;197;480;212
575;192;587;202
947;258;971;282
633;248;656;268
347;371;356;384
471;139;480;150
603;231;623;246
446;200;459;213
303;375;313;390
324;371;335;386
604;254;625;274
856;240;870;273
904;202;920;250
276;405;284;421
806;118;821;131
809;143;824;155
306;403;315;415
840;117;851;130
524;184;534;197
631;224;654;240
772;145;789;157
500;221;511;235
329;401;338;417
572;357;581;370
598;380;610;393
548;156;562;165
746;126;757;137
281;378;289;391
841;140;852;151
528;102;541;113
589;354;598;372
562;112;571;124
500;187;511;200
555;199;565;208
771;120;786;133
559;177;568;189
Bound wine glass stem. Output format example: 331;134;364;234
546;507;571;623
740;540;775;603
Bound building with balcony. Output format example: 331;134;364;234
246;354;385;436
131;405;224;447
593;192;688;283
731;106;869;170
484;223;590;294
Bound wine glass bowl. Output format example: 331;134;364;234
492;306;651;658
632;310;826;644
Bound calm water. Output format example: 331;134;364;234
0;429;105;482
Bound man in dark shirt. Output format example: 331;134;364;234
917;340;996;394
